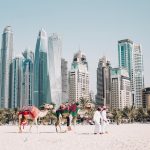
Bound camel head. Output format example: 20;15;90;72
43;104;54;110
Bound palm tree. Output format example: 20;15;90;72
136;107;147;122
112;109;122;125
122;106;136;123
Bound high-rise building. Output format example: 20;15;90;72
96;56;111;107
69;50;89;102
0;26;13;108
22;49;34;106
47;33;62;107
111;67;132;110
118;39;134;88
142;87;150;109
61;58;68;103
34;29;49;107
118;39;144;108
133;44;144;108
11;57;23;108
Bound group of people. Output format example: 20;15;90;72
93;106;109;134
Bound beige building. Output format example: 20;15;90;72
142;88;150;109
111;67;132;110
69;51;89;102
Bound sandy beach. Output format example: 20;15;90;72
0;123;150;150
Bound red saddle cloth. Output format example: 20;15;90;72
19;106;39;118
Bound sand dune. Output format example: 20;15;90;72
0;124;150;150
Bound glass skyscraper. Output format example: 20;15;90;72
61;58;68;103
118;39;134;105
0;26;13;108
22;49;34;106
34;29;49;107
47;33;62;108
118;39;144;108
11;57;23;108
96;56;111;107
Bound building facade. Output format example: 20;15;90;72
47;33;62;107
118;39;144;108
142;87;150;109
133;44;144;108
69;51;89;102
0;26;13;108
61;58;68;103
111;68;132;110
22;49;34;106
11;57;23;108
96;56;111;107
34;29;49;107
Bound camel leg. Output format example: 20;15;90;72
18;115;22;133
29;120;34;133
35;118;38;133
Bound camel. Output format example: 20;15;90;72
18;104;53;133
55;102;80;133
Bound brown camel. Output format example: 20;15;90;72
18;104;53;133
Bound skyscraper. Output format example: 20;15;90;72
47;33;62;107
133;44;144;108
0;26;13;108
11;57;23;108
96;56;111;107
34;29;49;107
118;39;144;108
61;58;68;103
118;39;134;84
111;67;132;110
22;49;34;106
69;50;89;102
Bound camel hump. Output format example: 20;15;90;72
20;106;40;118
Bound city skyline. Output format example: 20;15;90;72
0;0;150;93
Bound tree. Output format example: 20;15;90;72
112;109;122;125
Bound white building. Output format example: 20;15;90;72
111;68;132;110
69;50;89;102
133;44;144;108
48;33;62;107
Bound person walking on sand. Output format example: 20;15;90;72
101;106;109;134
93;107;102;134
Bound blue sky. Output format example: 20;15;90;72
0;0;150;93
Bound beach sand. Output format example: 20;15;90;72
0;123;150;150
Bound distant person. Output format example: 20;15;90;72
101;106;109;134
93;107;102;134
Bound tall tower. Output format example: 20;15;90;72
69;50;89;102
61;58;68;103
34;29;48;107
96;56;111;107
22;49;34;106
11;57;23;108
118;39;134;105
133;44;144;108
0;26;13;108
47;33;62;108
111;67;132;110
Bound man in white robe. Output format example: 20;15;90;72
101;106;109;134
93;107;102;134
